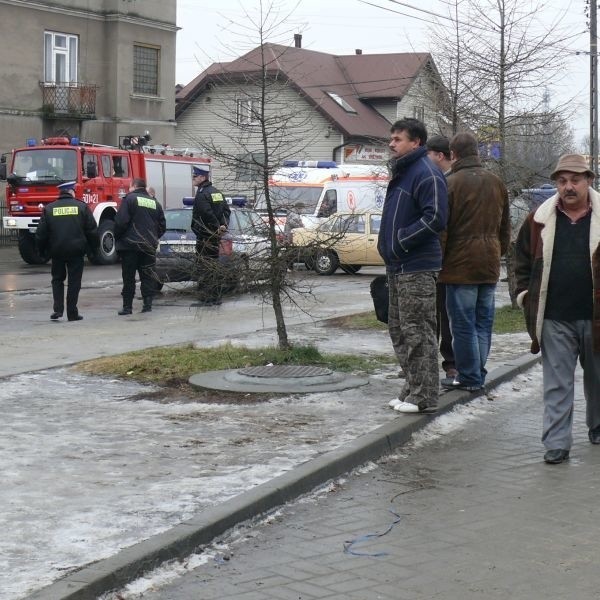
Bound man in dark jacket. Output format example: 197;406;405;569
191;164;230;306
515;154;600;465
35;181;99;321
377;118;448;414
440;132;510;393
114;177;166;315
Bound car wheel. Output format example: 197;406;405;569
314;249;339;275
340;264;362;274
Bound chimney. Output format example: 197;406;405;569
355;49;362;55
294;33;302;48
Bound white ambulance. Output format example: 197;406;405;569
256;160;389;231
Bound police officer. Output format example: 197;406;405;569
191;164;230;306
114;177;166;315
35;181;99;321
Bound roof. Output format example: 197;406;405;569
176;44;434;139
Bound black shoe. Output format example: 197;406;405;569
50;312;63;320
118;307;133;315
589;427;600;444
544;449;570;464
67;314;83;321
441;378;484;392
141;305;152;313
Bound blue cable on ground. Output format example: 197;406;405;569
343;507;403;557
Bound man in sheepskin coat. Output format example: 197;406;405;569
515;154;600;465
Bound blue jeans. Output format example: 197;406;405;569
445;284;496;387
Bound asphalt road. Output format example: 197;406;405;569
0;245;385;377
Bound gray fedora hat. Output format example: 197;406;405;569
550;154;595;180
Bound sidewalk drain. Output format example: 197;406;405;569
238;365;333;378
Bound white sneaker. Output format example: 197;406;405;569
393;401;420;413
388;398;402;409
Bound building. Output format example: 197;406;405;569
0;0;178;152
174;36;450;197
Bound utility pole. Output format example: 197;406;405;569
591;0;598;184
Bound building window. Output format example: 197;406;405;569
236;98;259;126
413;106;425;121
133;45;159;95
44;31;78;84
236;152;264;181
326;91;357;113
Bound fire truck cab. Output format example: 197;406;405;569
2;136;209;265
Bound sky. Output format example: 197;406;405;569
175;0;592;146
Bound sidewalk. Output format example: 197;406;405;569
19;326;539;600
131;364;599;600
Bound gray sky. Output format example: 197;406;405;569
175;0;591;145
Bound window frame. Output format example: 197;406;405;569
133;44;160;96
236;98;260;126
44;31;78;84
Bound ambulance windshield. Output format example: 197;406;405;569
12;149;77;183
257;185;323;214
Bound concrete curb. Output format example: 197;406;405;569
24;352;541;600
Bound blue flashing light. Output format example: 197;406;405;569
282;160;338;168
26;138;37;147
70;137;80;146
182;196;195;206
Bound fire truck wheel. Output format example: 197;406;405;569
18;231;49;265
88;221;118;265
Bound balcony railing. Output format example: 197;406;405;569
39;82;97;119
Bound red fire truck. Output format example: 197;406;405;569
1;135;209;265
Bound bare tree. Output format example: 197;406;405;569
176;1;339;350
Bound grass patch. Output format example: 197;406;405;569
75;342;394;385
493;305;526;334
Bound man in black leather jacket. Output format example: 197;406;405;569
114;177;166;315
35;181;99;321
191;164;230;306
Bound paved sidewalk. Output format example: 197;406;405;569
129;366;600;600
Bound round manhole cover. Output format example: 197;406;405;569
238;365;333;378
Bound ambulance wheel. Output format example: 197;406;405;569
314;250;339;275
340;264;362;274
88;220;118;265
18;230;49;264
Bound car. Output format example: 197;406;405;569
154;203;270;291
290;210;383;275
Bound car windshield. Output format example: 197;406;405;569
12;149;77;182
256;186;323;214
164;209;192;231
231;210;269;236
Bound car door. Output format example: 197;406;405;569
366;213;383;264
334;214;367;264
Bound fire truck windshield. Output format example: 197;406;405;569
12;149;77;183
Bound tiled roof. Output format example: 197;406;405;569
176;44;432;139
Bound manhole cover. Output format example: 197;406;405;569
238;365;333;378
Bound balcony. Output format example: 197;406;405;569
39;82;97;119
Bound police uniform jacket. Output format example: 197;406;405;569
191;181;230;240
35;192;99;259
114;187;166;253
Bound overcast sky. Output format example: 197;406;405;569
175;0;591;144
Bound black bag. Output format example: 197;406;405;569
370;275;389;324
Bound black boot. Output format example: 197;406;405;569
141;298;152;313
118;305;133;316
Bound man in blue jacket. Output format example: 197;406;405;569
378;118;448;414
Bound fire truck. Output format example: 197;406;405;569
1;135;209;265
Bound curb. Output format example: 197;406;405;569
24;352;541;600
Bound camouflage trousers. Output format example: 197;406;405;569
388;271;439;410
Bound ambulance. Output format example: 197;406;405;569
256;160;389;230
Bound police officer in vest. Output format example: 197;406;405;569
115;177;166;315
191;164;230;306
35;181;99;321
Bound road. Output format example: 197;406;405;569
0;246;384;377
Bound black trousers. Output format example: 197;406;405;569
196;236;221;301
51;255;84;317
436;282;455;373
119;250;156;307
